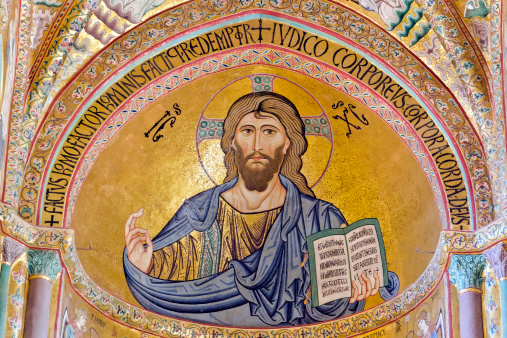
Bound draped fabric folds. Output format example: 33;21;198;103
124;175;373;326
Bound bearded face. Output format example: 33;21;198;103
234;140;285;192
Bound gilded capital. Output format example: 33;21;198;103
448;254;486;292
484;242;507;280
26;249;62;283
2;237;26;265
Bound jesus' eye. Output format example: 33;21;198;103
241;128;254;135
263;128;277;136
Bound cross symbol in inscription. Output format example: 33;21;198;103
251;19;271;43
44;214;59;227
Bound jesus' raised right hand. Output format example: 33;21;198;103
124;208;153;273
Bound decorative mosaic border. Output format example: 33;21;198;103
16;4;492;228
1;201;506;337
59;48;450;229
3;0;29;207
488;0;507;216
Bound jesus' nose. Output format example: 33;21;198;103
253;132;263;151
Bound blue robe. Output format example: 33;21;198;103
124;175;398;327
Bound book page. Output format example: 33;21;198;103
346;224;385;290
311;235;351;306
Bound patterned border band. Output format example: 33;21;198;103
1;261;11;266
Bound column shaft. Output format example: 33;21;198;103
0;263;12;337
24;278;52;338
458;291;484;338
448;254;486;338
23;249;61;338
500;280;507;338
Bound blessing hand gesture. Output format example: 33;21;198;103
124;208;153;273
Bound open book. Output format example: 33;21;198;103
306;218;388;307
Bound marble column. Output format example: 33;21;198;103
484;242;507;338
24;249;62;338
0;237;26;337
448;254;486;338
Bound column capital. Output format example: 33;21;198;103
449;254;486;293
2;237;26;265
26;249;62;283
484;242;507;280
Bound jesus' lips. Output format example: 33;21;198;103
248;154;266;162
245;154;273;169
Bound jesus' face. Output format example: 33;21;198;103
232;111;290;192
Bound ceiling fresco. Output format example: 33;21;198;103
0;0;506;336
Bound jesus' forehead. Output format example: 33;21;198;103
235;111;286;133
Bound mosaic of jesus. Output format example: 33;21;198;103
123;90;400;327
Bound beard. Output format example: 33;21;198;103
234;141;285;192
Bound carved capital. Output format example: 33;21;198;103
449;254;486;292
26;249;62;283
2;237;26;264
484;242;507;280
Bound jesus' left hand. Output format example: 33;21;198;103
349;270;380;303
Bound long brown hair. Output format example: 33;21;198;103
220;92;314;197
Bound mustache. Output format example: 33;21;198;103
243;151;275;162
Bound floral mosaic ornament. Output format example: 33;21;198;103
488;0;506;216
8;311;22;332
14;2;494;230
1;202;507;337
9;288;23;308
488;318;499;336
